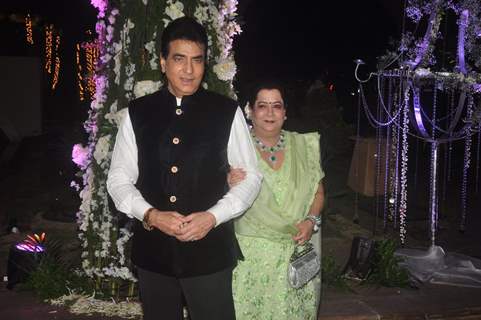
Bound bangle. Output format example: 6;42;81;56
305;214;322;232
142;208;155;231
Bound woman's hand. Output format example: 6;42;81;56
292;220;314;245
227;167;246;188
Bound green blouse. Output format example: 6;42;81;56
234;131;324;242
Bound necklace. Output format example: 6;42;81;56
251;129;286;165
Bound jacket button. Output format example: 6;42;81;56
171;166;178;173
169;195;177;203
172;137;180;144
175;108;183;115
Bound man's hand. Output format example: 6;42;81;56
176;211;216;242
148;209;187;237
292;220;314;245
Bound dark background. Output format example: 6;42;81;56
0;0;404;119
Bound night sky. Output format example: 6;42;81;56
236;0;402;82
1;0;403;108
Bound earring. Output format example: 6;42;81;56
284;116;287;120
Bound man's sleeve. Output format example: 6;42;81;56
207;107;263;226
106;110;153;221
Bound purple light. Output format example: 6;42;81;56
412;86;430;137
90;0;108;18
473;84;481;93
457;10;469;75
15;243;45;253
72;144;89;169
408;1;440;68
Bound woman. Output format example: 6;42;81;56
230;80;325;320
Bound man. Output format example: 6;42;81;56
107;17;261;320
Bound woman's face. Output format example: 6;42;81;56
250;89;286;136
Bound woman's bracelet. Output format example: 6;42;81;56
305;214;322;232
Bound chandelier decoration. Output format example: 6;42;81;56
355;0;481;245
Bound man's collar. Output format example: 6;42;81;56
162;86;205;106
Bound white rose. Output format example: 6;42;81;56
133;80;162;98
105;108;127;127
93;135;111;164
213;58;237;81
124;77;135;92
165;1;185;21
194;5;209;24
144;40;156;53
126;19;135;29
149;56;159;70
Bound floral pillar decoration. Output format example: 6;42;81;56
73;0;241;297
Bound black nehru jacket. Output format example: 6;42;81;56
128;87;242;277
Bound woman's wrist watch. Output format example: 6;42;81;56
305;214;322;232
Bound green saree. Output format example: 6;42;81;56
233;131;324;320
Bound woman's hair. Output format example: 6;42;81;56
247;79;287;109
161;17;208;58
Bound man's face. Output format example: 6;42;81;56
161;39;205;98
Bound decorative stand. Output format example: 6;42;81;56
354;0;481;287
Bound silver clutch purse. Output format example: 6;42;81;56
287;242;320;289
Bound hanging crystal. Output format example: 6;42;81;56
460;94;474;232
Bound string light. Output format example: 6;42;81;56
476;129;481;193
429;82;439;245
51;34;61;90
44;25;53;74
76;43;85;101
84;42;99;99
388;89;400;229
383;77;393;231
375;76;384;233
25;14;34;45
399;85;410;244
442;91;455;203
460;94;474;232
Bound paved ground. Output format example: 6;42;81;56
1;116;481;319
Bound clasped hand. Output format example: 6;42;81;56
147;209;216;242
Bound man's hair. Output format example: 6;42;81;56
161;16;208;58
247;79;288;108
